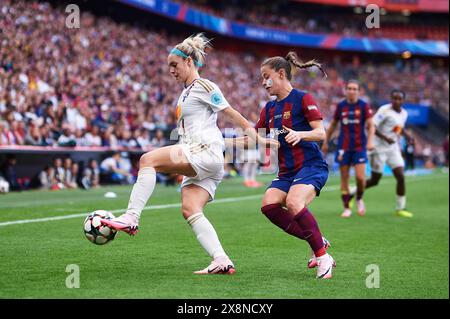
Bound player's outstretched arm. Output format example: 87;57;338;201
283;120;326;146
221;106;279;148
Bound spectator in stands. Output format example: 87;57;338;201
53;157;65;186
39;124;54;146
0;121;13;145
9;120;25;145
57;127;76;147
100;152;133;184
85;126;102;147
24;125;43;146
81;158;100;189
66;162;79;189
74;129;89;146
101;126;118;148
63;157;73;188
38;165;56;190
151;129;167;147
136;129;151;150
1;155;26;191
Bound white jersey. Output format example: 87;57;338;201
373;103;408;152
175;78;230;150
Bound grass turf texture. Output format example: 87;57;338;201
0;173;448;299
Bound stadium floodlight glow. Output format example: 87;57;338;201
401;51;412;59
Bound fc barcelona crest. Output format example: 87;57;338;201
283;111;291;120
355;109;361;116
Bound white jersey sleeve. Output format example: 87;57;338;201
373;104;408;152
195;79;230;113
373;104;389;127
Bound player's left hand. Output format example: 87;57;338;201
283;125;303;146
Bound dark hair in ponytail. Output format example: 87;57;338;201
262;51;327;80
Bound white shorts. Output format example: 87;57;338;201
180;143;224;201
369;147;404;174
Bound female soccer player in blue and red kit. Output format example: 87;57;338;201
322;80;375;218
255;52;335;279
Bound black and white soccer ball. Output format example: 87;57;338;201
83;210;117;245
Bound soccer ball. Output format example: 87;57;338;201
83;210;117;245
0;178;9;194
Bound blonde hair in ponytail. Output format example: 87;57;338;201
172;33;212;68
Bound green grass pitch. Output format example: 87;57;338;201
0;172;448;299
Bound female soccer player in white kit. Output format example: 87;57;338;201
101;33;274;274
363;89;413;217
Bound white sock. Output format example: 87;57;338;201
396;195;406;210
187;212;227;259
250;162;257;181
242;163;249;181
125;167;156;221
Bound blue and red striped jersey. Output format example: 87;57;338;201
333;99;373;152
255;89;327;177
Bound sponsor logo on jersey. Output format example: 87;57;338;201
307;105;318;111
342;118;360;125
273;128;289;136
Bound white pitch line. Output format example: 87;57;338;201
0;194;264;227
0;174;446;227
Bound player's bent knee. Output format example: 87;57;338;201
181;203;200;219
139;152;158;169
285;198;305;214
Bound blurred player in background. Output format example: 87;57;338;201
240;126;263;188
362;90;413;218
232;51;335;279
322;80;375;218
102;33;275;275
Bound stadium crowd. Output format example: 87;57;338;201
176;0;449;40
0;0;448;178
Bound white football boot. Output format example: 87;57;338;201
307;237;331;268
194;256;235;275
316;253;336;279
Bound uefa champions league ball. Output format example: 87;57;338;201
83;210;117;245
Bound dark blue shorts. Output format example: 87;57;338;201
335;150;367;166
269;165;329;196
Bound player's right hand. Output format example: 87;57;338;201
321;143;328;154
